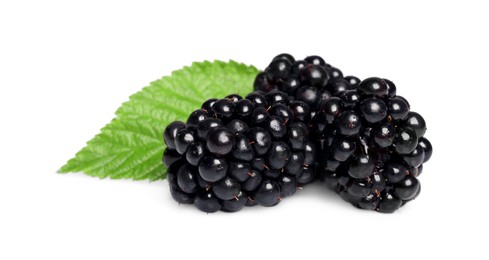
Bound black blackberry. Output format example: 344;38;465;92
315;76;432;213
163;90;316;213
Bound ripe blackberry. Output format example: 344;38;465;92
315;76;432;213
163;90;317;213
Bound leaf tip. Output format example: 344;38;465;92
57;164;69;174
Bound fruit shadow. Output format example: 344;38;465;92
162;179;371;214
290;181;367;211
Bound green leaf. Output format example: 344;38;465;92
59;60;259;181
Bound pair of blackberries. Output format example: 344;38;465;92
163;53;432;213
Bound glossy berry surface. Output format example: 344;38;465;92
213;177;241;200
163;87;316;213
336;110;362;136
198;156;228;182
254;179;281;207
194;191;222;213
163;121;186;150
360;98;387;124
177;164;198;193
358;77;389;97
301;64;329;87
267;141;291;169
175;128;196;154
206;127;235;155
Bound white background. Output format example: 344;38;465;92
1;1;488;259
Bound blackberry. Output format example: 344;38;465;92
163;90;316;213
315;76;432;213
256;54;432;213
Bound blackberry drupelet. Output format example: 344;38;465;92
164;53;432;214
